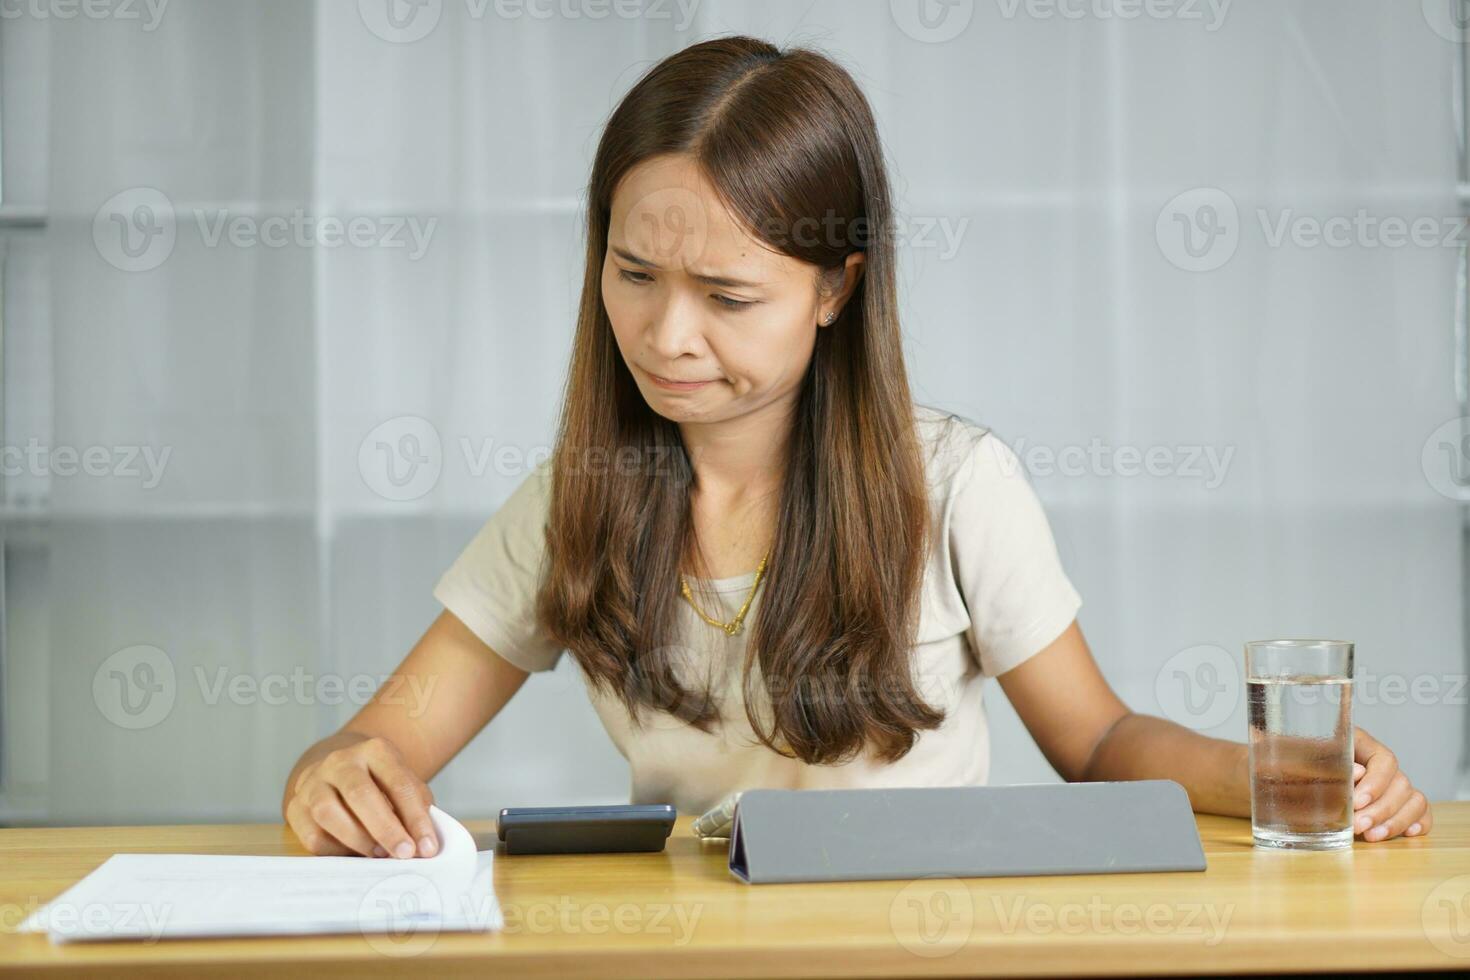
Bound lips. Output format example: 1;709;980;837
647;369;716;389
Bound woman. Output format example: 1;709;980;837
283;36;1430;859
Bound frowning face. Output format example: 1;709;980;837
602;153;860;424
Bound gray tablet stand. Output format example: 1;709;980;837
728;780;1207;884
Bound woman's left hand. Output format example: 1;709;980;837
1352;726;1431;842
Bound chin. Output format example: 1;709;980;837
643;393;718;421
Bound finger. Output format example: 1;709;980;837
365;744;439;857
304;788;380;857
1363;787;1428;842
1351;728;1397;808
1353;762;1365;781
337;772;419;860
1407;800;1435;837
285;795;357;857
1354;771;1411;840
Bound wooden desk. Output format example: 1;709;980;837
2;805;1469;977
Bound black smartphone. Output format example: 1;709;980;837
496;804;677;855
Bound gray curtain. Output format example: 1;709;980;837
1;0;1461;824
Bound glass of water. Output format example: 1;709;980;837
1245;639;1355;850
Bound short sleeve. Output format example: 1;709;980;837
432;460;565;673
948;431;1083;678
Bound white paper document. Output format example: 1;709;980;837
19;805;502;943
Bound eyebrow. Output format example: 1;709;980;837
611;246;767;290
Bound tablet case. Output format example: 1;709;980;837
727;780;1205;884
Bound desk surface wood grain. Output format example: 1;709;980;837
2;804;1469;978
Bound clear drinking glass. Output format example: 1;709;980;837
1244;639;1355;850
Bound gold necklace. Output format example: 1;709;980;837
679;551;770;636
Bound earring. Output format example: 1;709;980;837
821;311;836;326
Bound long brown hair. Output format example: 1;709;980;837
535;35;942;766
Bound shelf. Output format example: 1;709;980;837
0;206;45;228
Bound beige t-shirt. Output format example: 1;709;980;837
433;404;1083;815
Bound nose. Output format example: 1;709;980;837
644;288;706;362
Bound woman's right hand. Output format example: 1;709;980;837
281;611;533;858
283;731;439;859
